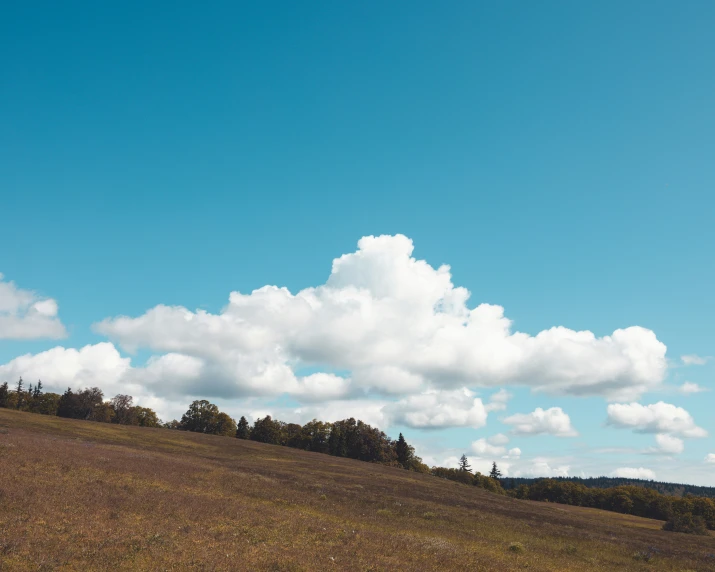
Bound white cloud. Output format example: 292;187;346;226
681;354;710;366
486;389;512;412
678;382;707;394
0;273;66;340
513;459;570;478
385;388;488;429
706;454;715;464
607;402;707;438
471;438;507;457
471;434;521;460
487;433;510;446
0;343;130;391
611;467;656;480
91;235;667;403
503;407;578;437
653;433;684;455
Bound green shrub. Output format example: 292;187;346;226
662;513;708;535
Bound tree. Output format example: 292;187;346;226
0;382;9;408
15;377;24;409
57;388;80;418
33;392;61;415
110;394;135;424
33;380;43;398
250;415;283;444
213;412;237;437
133;406;160;427
179;400;221;433
298;419;330;453
458;454;472;473
395;433;411;469
489;462;502;480
76;387;105;420
235;416;250;439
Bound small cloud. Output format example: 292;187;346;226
646;433;684;455
506;447;521;459
611;467;656;480
471;438;506;457
706;454;715;464
487;433;510;446
681;354;710;366
503;407;578;437
486;389;512;412
513;459;569;478
678;382;707;394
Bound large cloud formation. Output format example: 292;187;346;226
1;236;670;426
88;235;667;403
0;274;66;339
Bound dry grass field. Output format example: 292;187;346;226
1;408;713;571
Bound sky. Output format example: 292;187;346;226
1;1;714;484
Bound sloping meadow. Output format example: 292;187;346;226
1;408;713;571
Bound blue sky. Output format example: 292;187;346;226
1;1;714;484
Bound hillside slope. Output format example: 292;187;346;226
1;409;713;571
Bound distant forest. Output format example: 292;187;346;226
502;476;715;499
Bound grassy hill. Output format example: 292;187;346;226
1;409;713;571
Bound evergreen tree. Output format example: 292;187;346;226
489;462;502;480
0;382;9;408
458;454;472;473
57;388;80;418
33;380;43;398
235;416;250;439
14;377;24;409
395;433;411;469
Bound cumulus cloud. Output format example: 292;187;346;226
0;273;66;339
652;433;684;455
606;402;707;438
503;407;578;437
385;388;488;429
706;454;715;464
678;382;707;394
90;235;667;403
611;467;656;480
681;354;710;366
514;459;569;478
470;437;521;459
486;389;512;412
488;433;510;446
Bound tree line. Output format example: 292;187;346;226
0;378;162;427
501;475;715;499
508;478;715;534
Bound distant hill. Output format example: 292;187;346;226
501;476;715;498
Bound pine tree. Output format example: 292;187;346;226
395;433;411;468
459;454;472;473
0;382;9;408
15;377;24;409
489;462;502;480
235;416;250;439
34;380;43;398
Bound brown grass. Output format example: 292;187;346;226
1;408;714;571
